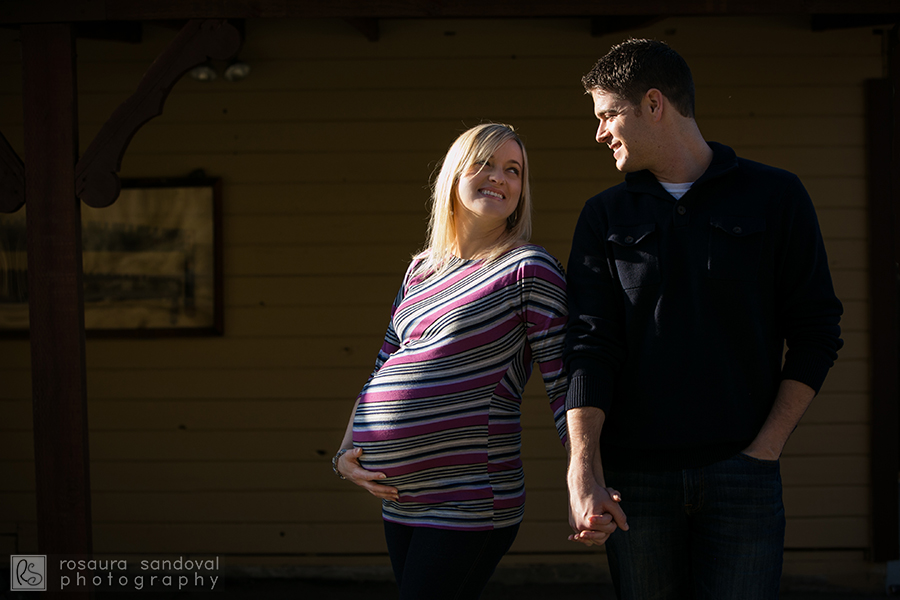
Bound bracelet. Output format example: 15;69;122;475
332;448;350;479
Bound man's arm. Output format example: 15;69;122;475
564;200;630;546
743;379;816;461
747;177;842;461
777;176;842;394
566;406;628;546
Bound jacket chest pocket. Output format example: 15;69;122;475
708;216;766;280
608;224;660;289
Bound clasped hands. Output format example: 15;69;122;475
568;480;629;547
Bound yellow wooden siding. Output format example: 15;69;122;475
0;14;880;569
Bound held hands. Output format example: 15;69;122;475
568;482;628;547
336;447;400;502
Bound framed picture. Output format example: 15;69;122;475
0;177;223;337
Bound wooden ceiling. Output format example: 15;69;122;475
1;0;898;23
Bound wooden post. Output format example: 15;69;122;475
21;22;93;593
866;25;900;564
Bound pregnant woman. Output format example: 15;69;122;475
333;123;568;600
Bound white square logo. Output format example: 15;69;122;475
10;555;46;591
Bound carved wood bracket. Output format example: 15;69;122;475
75;19;241;209
0;131;25;213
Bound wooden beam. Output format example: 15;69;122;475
76;19;241;208
75;20;143;43
0;0;898;23
345;18;379;42
21;22;92;595
0;130;25;213
865;26;900;564
591;16;663;37
811;13;900;31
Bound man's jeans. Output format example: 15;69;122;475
604;453;785;600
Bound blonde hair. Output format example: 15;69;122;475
415;123;532;278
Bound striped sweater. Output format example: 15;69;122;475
353;244;568;531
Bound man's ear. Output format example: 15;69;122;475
644;88;664;122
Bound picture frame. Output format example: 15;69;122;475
0;176;223;337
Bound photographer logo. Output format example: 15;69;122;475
10;555;46;591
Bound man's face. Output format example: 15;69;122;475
590;89;652;173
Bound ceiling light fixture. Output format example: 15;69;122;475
223;59;251;82
189;61;217;82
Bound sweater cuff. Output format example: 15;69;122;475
781;352;835;394
566;367;615;413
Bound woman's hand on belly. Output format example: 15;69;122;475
337;447;400;502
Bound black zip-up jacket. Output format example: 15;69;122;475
564;142;843;471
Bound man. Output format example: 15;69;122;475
564;39;843;599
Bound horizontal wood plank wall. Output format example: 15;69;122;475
0;16;881;566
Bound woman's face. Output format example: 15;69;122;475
455;139;523;228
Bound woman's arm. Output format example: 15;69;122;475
521;251;570;444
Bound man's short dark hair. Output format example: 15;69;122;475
582;38;696;118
